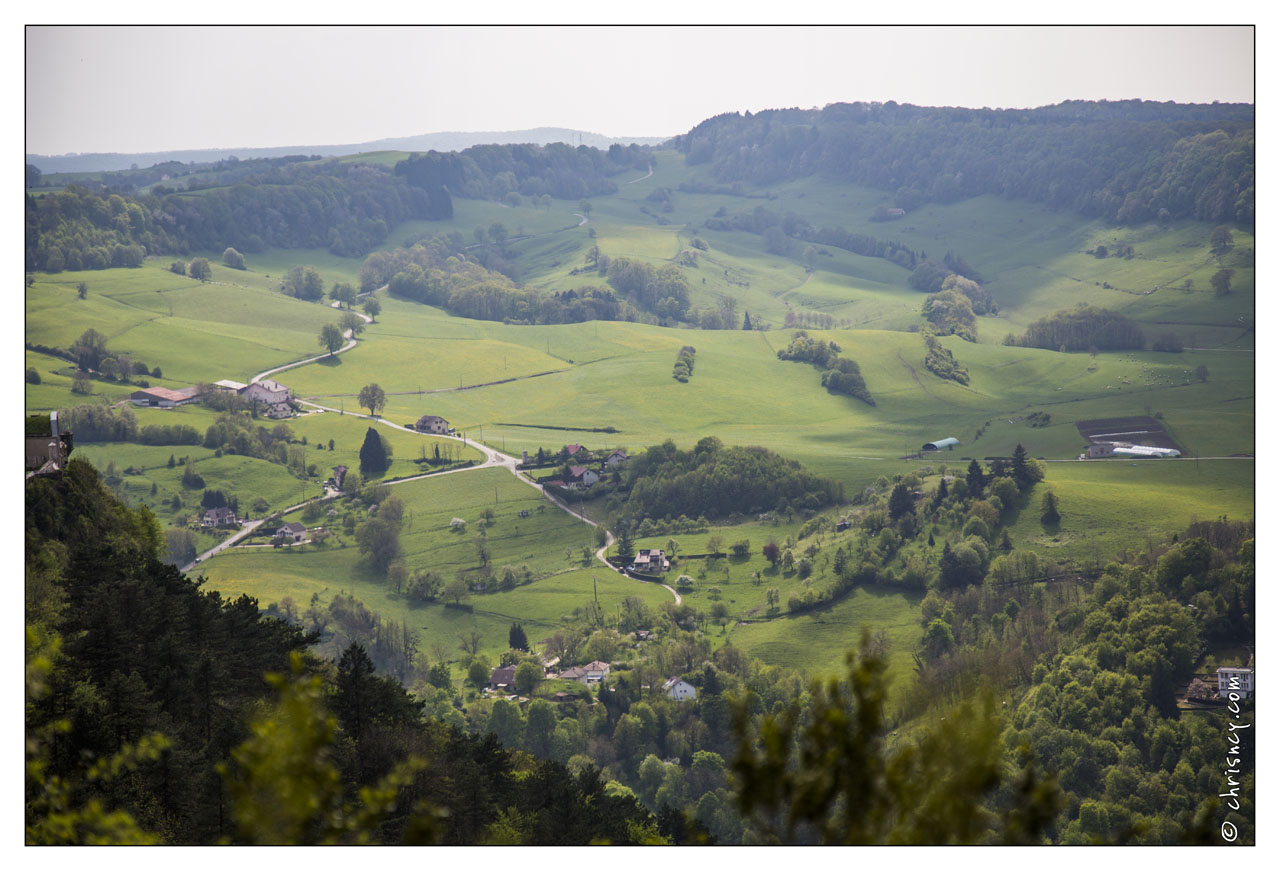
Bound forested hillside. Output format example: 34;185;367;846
673;100;1254;225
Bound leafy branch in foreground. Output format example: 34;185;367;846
731;632;1059;844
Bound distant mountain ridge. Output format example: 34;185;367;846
27;127;670;174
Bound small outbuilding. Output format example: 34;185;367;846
921;437;960;452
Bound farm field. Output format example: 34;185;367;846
726;586;925;697
27;140;1254;714
198;468;673;660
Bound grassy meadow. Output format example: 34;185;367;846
197;468;673;660
26;146;1253;698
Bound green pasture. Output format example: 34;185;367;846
26;264;354;385
285;411;484;480
72;442;314;525
198;467;672;658
1000;459;1255;568
727;586;925;696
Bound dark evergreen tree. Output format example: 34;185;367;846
966;459;986;495
509;623;529;652
888;483;914;520
358;426;388;478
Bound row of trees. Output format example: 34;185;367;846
776;331;874;405
1007;304;1146;352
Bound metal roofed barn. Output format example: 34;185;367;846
921;437;960;451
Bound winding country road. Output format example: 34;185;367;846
186;302;680;603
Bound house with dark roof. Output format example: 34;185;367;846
415;414;450;434
201;506;238;528
331;465;348;490
275;522;307;543
489;665;517;690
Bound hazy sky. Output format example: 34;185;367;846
26;24;1254;155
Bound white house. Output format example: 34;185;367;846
631;548;670;573
201;506;238;527
275;522;307;543
604;449;629;467
663;677;697;702
1086;443;1116;458
243;379;292;416
1217;666;1254;698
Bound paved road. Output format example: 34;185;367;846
624;164;654;185
251;301;375;384
185;290;680;604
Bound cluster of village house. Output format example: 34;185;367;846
486;644;698;704
543;443;630;490
130;378;294;419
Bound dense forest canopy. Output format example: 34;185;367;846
673;100;1254;226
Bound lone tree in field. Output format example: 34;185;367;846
362;297;381;322
222;247;246;269
77;281;88;299
1211;268;1234;297
357;383;386;417
1040;490;1061;525
319;323;344;357
1195;364;1209;382
338;311;364;338
1210;224;1234;255
358;426;388;477
70;328;109;372
188;258;212;282
509;623;529;651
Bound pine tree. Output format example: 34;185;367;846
966;459;985;495
888;483;914;520
742;311;753;330
509;623;529;651
359;427;388;478
1040;491;1060;524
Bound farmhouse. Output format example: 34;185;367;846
631;548;670;573
130;386;201;408
275;522;307;543
921;437;960;452
1086;444;1116;458
200;506;238;528
604;449;629;467
1216;666;1254;698
331;465;348;490
242;379;292;417
489;665;517;691
663;677;697;701
568;466;600;487
213;379;247;393
415;414;450;434
558;661;611;685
